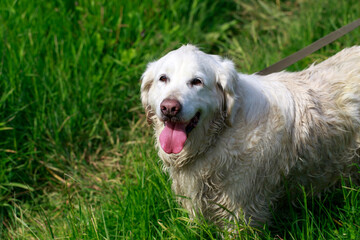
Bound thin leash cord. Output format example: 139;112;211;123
257;18;360;76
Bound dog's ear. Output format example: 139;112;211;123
216;58;241;126
140;62;156;125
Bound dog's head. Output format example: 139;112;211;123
141;45;241;156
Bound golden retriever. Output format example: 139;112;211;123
140;44;360;226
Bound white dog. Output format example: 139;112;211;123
140;44;360;226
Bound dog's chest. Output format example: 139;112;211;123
170;150;255;207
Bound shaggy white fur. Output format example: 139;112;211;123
141;44;360;226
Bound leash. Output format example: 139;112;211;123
257;18;360;75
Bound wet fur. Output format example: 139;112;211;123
141;45;360;226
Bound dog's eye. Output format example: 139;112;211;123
190;78;203;87
159;75;168;83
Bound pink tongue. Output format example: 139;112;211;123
159;122;187;154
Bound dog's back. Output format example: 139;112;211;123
268;46;360;192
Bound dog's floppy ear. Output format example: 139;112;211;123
216;58;241;126
140;62;156;125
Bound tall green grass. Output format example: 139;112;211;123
1;0;360;239
0;0;234;213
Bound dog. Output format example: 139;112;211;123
140;44;360;226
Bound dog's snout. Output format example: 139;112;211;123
160;99;182;117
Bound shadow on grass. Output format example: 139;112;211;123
267;177;360;239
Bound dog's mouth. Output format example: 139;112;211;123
159;112;200;154
185;112;200;134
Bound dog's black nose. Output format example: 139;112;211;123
160;99;182;117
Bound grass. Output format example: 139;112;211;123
0;0;360;239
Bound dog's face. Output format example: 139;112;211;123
141;45;240;156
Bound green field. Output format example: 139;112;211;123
1;0;360;239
